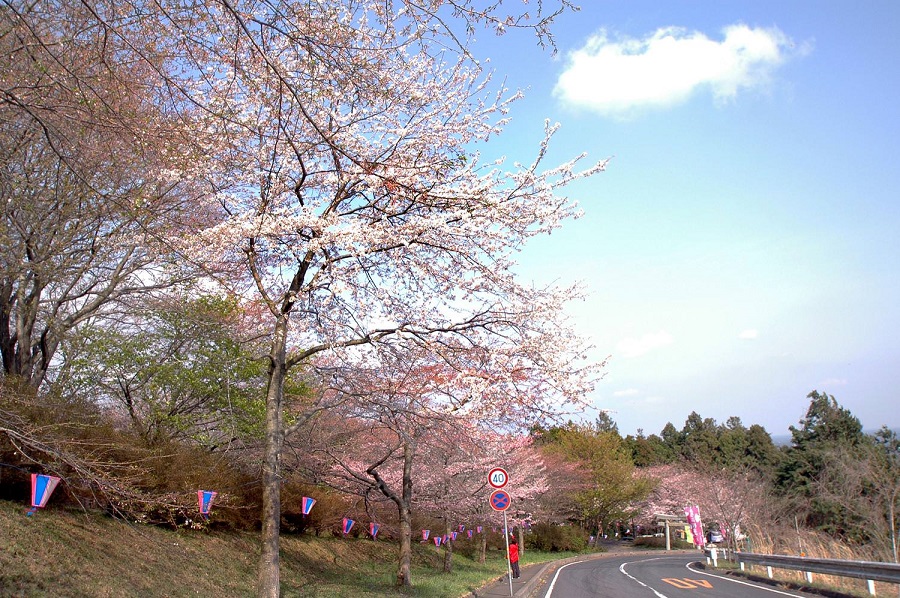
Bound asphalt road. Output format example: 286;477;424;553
537;553;820;598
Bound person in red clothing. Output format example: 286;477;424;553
508;536;520;579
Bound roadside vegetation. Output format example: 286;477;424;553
0;499;580;597
720;533;897;598
4;382;897;596
2;0;897;596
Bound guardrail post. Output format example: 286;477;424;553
805;571;813;584
767;566;773;579
740;562;745;572
866;579;875;596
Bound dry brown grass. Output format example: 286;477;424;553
1;498;259;597
743;522;896;597
0;499;556;597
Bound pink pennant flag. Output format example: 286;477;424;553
433;536;442;546
198;490;218;519
301;496;316;516
369;522;379;538
422;529;430;540
342;517;354;535
27;474;61;516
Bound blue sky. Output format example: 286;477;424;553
474;1;900;437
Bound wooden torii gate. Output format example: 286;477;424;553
654;513;688;551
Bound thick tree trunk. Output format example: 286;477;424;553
396;503;412;587
258;318;288;598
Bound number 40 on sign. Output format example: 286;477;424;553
488;467;508;489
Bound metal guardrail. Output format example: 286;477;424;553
734;551;900;591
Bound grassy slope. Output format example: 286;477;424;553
0;500;568;597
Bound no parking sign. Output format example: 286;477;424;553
489;489;511;512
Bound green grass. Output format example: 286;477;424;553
0;500;581;597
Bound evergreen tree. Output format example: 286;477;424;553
660;422;682;456
595;411;620;435
680;411;719;466
775;391;866;533
626;430;675;467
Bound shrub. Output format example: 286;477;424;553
452;536;479;559
634;536;693;549
526;522;589;552
0;380;260;529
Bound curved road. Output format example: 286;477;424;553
538;553;819;598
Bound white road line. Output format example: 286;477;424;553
544;561;581;597
686;562;808;597
619;559;670;598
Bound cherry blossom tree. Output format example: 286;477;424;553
636;463;775;551
8;1;605;595
534;448;589;524
160;4;604;594
415;425;549;571
299;345;553;586
301;352;457;587
1;2;201;388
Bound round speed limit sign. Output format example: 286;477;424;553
488;467;508;489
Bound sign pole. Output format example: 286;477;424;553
488;467;513;597
503;510;512;597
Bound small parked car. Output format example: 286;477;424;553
707;530;724;544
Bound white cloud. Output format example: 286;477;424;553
739;329;759;339
554;24;797;116
616;330;673;358
613;388;640;397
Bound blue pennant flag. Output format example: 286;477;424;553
198;490;217;519
342;518;354;535
27;474;61;516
